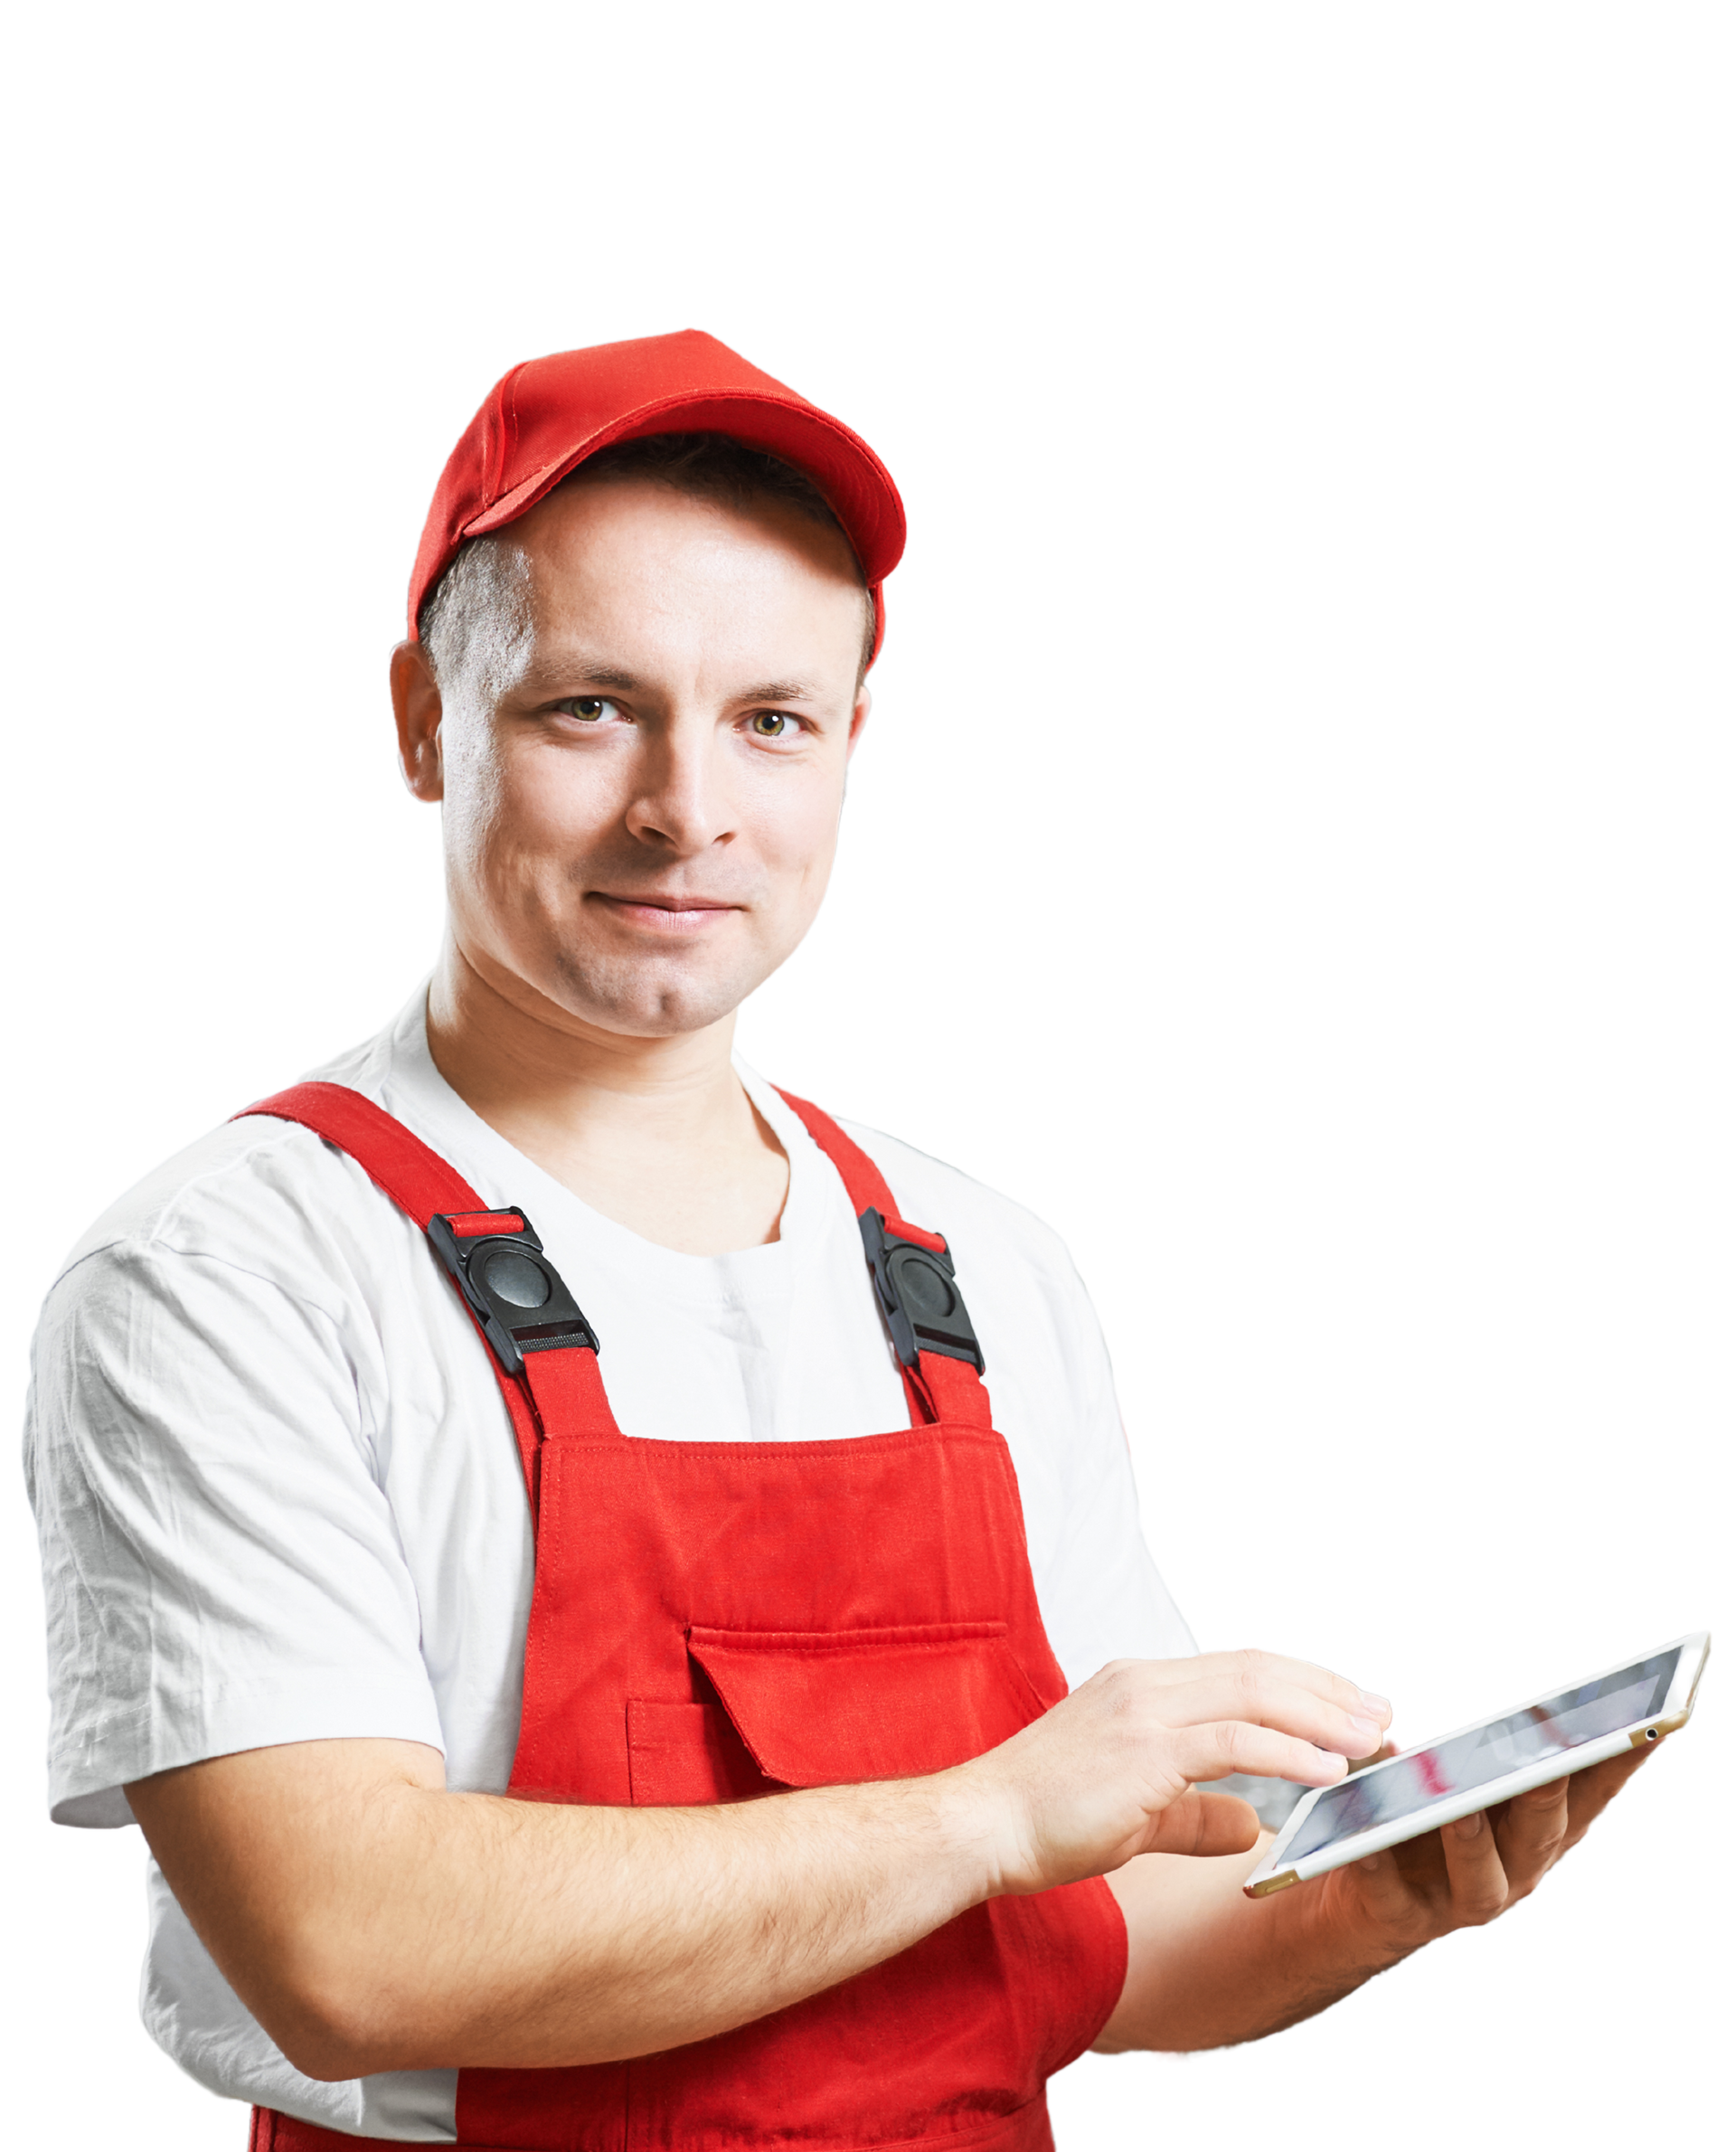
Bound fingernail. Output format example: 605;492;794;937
1358;1854;1383;1873
1359;1689;1392;1719
1453;1810;1484;1840
1346;1715;1381;1750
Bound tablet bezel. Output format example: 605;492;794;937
1239;1627;1712;1902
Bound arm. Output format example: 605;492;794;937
130;1736;993;2079
1095;1744;1655;2052
127;1649;1384;2080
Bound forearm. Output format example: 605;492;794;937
346;1779;990;2072
131;1741;993;2078
1095;1840;1404;2053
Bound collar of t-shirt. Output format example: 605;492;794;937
320;988;909;1444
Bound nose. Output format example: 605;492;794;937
623;713;736;857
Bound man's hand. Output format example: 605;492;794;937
958;1649;1393;1895
1305;1744;1652;1962
1096;1742;1656;2053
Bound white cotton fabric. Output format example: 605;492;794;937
24;989;1194;2141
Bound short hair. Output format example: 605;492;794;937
419;431;874;701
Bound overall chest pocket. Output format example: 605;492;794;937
626;1621;1048;1807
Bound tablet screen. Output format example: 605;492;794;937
1281;1648;1679;1864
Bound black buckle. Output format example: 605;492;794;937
859;1207;985;1373
427;1209;599;1380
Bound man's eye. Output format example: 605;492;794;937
749;711;795;738
559;696;620;722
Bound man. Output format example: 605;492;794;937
27;331;1646;2150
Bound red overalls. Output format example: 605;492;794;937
239;1082;1126;2152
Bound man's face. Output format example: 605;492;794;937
396;475;871;1040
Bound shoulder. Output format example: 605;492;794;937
42;1029;412;1322
778;1093;1101;1326
836;1115;1080;1280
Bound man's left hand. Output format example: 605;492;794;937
1098;1742;1657;2054
1306;1744;1652;1962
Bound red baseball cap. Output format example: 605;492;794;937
408;328;906;664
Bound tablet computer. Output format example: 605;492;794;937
1242;1631;1709;1899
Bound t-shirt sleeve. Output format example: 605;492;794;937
26;1239;447;1826
1029;1253;1198;1688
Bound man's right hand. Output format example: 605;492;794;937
957;1649;1392;1895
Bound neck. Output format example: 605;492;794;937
427;935;742;1125
422;937;789;1254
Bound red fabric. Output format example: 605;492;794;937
408;329;905;665
910;1348;993;1429
449;1210;527;1237
520;1346;623;1454
242;1087;1126;2151
252;2100;1056;2152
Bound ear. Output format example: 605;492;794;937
392;641;445;802
845;683;872;760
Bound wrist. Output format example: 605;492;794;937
924;1760;1020;1907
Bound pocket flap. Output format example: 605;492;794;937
687;1621;1043;1787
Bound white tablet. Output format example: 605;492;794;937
1242;1631;1709;1899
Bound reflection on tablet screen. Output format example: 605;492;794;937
1283;1650;1678;1863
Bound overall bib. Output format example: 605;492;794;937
239;1082;1127;2151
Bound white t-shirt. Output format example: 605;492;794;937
25;991;1194;2142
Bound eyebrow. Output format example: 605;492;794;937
733;680;821;705
521;659;825;705
520;660;645;695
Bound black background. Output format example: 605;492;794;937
20;218;1721;2134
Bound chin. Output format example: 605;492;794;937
548;949;760;1038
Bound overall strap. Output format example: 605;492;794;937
235;1082;621;1513
776;1090;992;1430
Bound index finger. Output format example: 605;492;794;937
1155;1647;1393;1731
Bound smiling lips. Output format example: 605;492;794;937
590;893;743;933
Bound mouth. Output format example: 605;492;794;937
587;892;744;934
